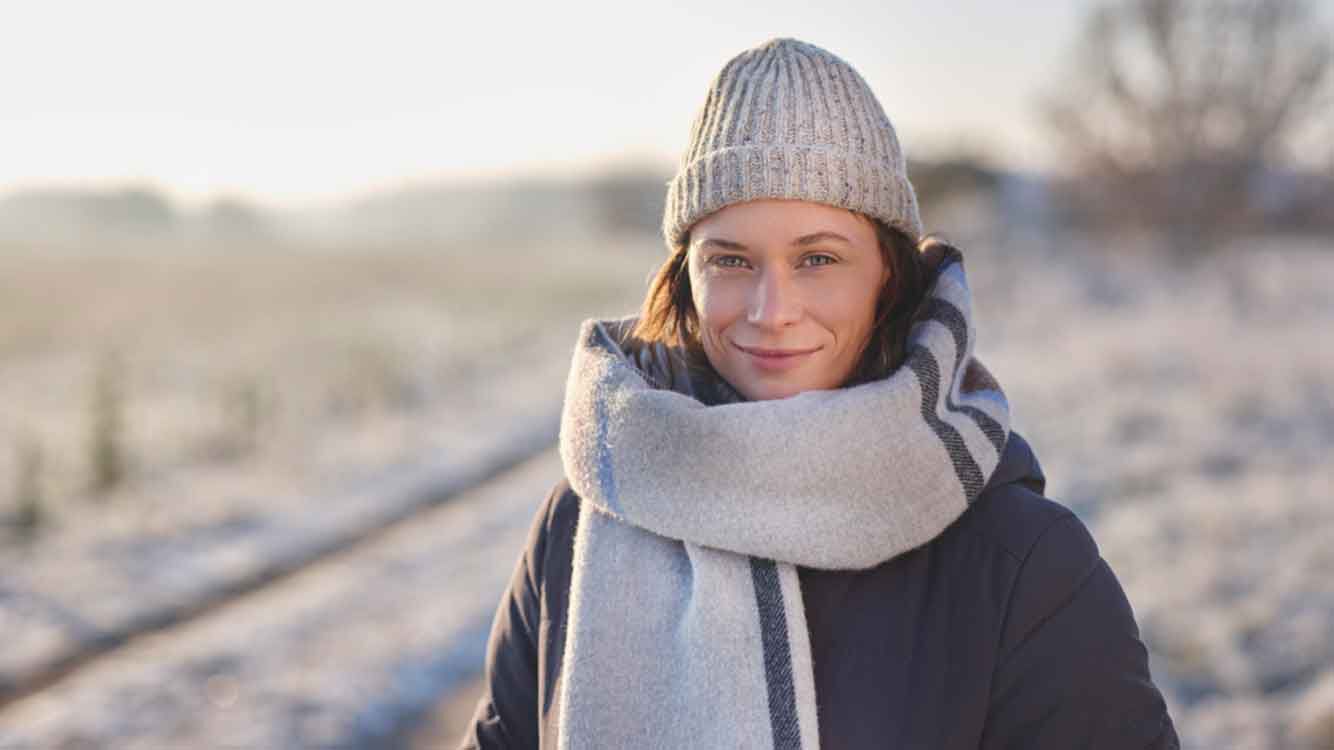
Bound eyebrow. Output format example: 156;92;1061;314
696;231;852;251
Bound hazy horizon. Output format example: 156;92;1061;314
3;0;1103;210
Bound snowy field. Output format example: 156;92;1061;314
972;230;1334;749
0;238;650;747
1;228;1332;748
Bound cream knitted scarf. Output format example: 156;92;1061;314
555;248;1010;749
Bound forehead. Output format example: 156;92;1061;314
690;199;874;248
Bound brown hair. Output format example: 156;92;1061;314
622;214;951;394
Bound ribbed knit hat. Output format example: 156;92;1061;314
663;37;923;248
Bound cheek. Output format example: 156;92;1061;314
691;278;742;332
817;279;881;329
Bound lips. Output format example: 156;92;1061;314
735;342;820;372
736;344;820;357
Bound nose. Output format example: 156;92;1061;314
747;267;802;330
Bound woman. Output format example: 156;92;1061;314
459;38;1178;749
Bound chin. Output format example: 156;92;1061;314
735;378;814;401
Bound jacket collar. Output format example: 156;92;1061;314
982;430;1047;495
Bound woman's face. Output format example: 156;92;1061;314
687;199;889;401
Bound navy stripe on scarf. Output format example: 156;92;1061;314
750;557;804;750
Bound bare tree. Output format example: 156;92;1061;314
1042;0;1333;255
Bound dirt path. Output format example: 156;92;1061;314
0;448;561;749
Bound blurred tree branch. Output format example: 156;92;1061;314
1042;0;1333;255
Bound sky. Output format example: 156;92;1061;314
1;0;1104;208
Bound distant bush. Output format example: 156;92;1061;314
1041;0;1333;255
12;433;45;538
0;184;179;247
587;165;672;238
88;350;127;494
201;374;275;462
200;197;277;245
907;156;1002;209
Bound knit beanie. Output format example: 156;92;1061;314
662;37;923;248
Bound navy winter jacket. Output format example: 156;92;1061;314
457;430;1179;749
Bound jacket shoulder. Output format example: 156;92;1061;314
458;477;583;749
960;490;1179;745
956;430;1088;566
540;477;583;543
949;482;1113;662
525;477;583;586
953;482;1103;634
955;481;1092;565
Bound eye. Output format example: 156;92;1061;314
710;254;750;269
802;253;838;267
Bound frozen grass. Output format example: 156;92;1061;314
1;228;1331;747
966;230;1334;748
0;236;651;706
0;240;652;536
0;448;566;750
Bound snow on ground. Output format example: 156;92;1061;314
0;447;565;749
0;239;648;733
969;231;1334;749
0;229;1331;748
0;344;565;688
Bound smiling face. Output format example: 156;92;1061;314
686;199;891;401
